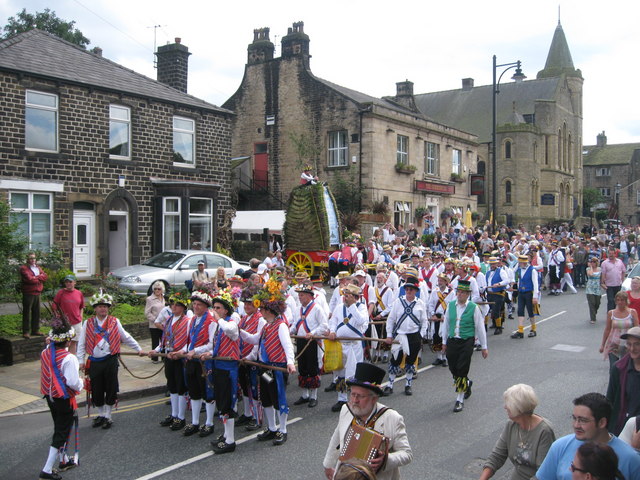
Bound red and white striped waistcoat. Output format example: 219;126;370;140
239;311;262;357
85;316;121;356
260;318;287;363
40;347;77;398
163;315;189;352
213;317;240;360
188;312;213;350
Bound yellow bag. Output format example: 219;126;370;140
323;339;343;372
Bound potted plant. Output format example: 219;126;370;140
471;211;481;222
440;208;453;220
450;173;465;183
395;163;417;174
360;200;390;224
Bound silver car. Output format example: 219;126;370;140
621;262;640;291
109;250;245;296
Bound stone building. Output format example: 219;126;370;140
0;30;233;277
224;22;479;232
414;21;583;227
583;132;640;224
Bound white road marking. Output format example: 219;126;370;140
135;417;303;480
521;310;566;331
551;344;586;353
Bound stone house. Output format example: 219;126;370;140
415;21;583;227
223;22;479;233
583;132;640;224
0;30;233;277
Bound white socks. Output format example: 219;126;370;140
309;388;318;400
456;392;465;402
177;395;187;420
278;412;288;434
170;393;179;418
264;406;277;431
301;388;310;400
224;418;235;444
190;399;202;425
103;404;112;419
205;401;216;426
243;399;252;417
43;446;58;473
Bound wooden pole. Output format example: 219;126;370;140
291;334;398;344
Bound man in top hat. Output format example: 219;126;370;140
511;254;540;339
323;362;413;480
291;283;329;408
328;283;369;412
442;280;488;412
39;315;83;480
485;257;510;335
383;277;428;396
77;292;145;429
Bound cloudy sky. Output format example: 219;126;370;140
2;0;639;145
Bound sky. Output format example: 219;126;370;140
2;0;639;145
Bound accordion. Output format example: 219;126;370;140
339;423;389;465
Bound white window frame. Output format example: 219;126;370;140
173;116;196;166
595;168;611;177
188;197;212;251
600;187;611;198
396;135;409;165
9;191;53;249
109;105;131;159
162;197;181;251
452;149;462;174
328;130;348;167
636;190;640;206
425;142;439;175
25;90;58;152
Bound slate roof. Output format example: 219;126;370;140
537;23;579;79
583;143;640;166
0;29;232;114
313;76;476;138
413;77;560;143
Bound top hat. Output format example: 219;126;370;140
456;279;472;292
346;362;386;396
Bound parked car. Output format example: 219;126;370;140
621;262;640;291
110;250;245;296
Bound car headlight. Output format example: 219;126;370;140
122;275;142;283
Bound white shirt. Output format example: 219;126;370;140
290;300;329;336
386;295;428;338
329;302;368;338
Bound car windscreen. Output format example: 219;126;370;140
143;252;186;268
628;263;640;278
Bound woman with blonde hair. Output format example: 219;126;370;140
479;384;555;480
145;281;166;357
600;290;639;367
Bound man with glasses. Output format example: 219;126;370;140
534;392;640;480
607;326;640;435
323;362;412;480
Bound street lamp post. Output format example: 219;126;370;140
491;55;525;232
615;182;621;219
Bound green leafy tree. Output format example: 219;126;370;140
0;199;29;299
582;187;604;211
2;8;90;48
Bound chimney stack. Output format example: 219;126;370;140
462;78;474;90
396;80;414;97
156;37;191;93
596;131;607;147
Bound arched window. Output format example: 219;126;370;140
557;129;563;169
533;142;537;163
504;140;512;159
505;180;512;204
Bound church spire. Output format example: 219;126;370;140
537;21;580;79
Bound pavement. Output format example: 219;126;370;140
0;339;166;417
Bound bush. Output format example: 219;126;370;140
92;272;141;306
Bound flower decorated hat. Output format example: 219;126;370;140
252;275;287;315
211;289;237;314
90;291;114;307
48;315;75;344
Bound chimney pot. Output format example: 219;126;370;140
175;37;181;44
462;78;474;90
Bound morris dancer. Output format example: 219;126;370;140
39;316;83;480
427;274;455;366
485;257;510;335
511;254;540;339
77;292;144;429
240;279;297;446
151;291;191;431
207;291;241;454
371;271;394;363
291;283;328;408
383;277;428;396
442;280;488;412
236;286;265;431
182;290;216;437
328;284;368;412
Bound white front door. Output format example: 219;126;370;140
73;211;96;277
108;211;129;271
